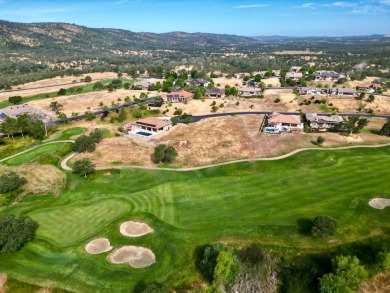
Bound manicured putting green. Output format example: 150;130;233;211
50;127;86;141
29;199;130;246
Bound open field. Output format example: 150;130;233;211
0;146;389;291
73;116;390;167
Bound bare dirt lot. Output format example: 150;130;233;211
71;116;390;168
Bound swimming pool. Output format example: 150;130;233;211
264;127;279;133
135;131;153;137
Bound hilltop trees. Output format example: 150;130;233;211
0;115;47;140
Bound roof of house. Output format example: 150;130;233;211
268;112;301;125
0;113;8;120
338;88;356;93
207;88;225;94
315;70;340;77
162;91;195;99
286;72;303;78
239;87;261;92
133;117;172;129
306;113;343;123
0;104;48;118
133;80;152;88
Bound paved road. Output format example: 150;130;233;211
0;140;74;163
60;143;390;172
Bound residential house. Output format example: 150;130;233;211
0;104;51;124
161;91;195;103
239;87;261;97
206;88;225;98
184;78;209;87
247;79;258;88
306;113;343;131
315;71;340;81
296;87;321;95
265;112;303;133
336;88;358;97
124;117;172;134
286;72;303;81
132;78;163;90
291;66;302;73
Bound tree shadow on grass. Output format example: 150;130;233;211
297;218;313;236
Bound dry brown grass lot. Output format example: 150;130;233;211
71;116;390;168
0;164;65;198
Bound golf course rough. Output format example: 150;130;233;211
108;246;156;268
119;221;154;237
85;238;113;254
369;198;390;209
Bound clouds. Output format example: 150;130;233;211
233;4;268;9
298;1;389;14
301;3;315;8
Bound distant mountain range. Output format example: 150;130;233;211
0;20;388;55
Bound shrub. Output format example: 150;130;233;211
89;128;104;143
84;111;96;121
316;136;325;145
8;96;22;105
0;172;27;194
73;158;95;178
0;214;38;253
173;108;183;115
73;135;96;153
152;144;178;164
274;98;281;103
311;215;337;237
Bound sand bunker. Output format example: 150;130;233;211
368;198;390;209
108;246;156;268
85;238;113;254
120;221;153;237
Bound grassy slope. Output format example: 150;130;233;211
0;147;389;292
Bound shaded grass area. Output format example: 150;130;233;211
1;143;73;166
44;127;86;142
0;147;389;292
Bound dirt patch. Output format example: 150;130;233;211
356;273;390;293
0;164;65;198
368;198;390;209
120;221;153;237
85;238;113;254
0;274;7;293
108;246;156;268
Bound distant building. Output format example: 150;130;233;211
0;104;51;124
161;91;195;103
124;117;172;135
238;87;261;97
315;71;340;81
205;88;225;98
184;78;209;87
306;113;343;131
264;112;303;133
286;72;303;81
296;87;321;95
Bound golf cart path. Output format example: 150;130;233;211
61;143;390;172
0;140;74;163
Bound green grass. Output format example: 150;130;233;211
45;127;86;141
0;147;389;292
1;143;73;166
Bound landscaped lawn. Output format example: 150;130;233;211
0;146;389;292
1;143;73;165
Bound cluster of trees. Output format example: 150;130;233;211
380;118;390;136
152;144;178;164
331;116;368;136
73;128;104;153
0;171;27;194
0;114;48;140
197;243;240;290
0;214;38;253
8;95;23;105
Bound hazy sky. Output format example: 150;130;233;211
0;0;389;36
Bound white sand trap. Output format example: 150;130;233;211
85;238;113;254
108;246;156;268
120;221;153;237
369;198;390;209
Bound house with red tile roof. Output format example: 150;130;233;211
264;112;303;133
161;91;194;103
